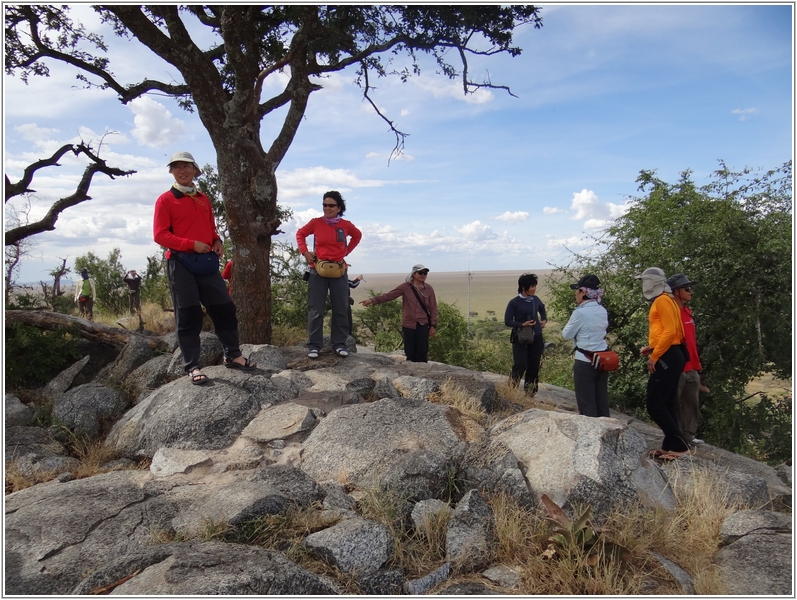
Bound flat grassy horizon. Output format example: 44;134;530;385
349;269;557;319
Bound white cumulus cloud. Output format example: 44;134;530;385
129;97;186;148
494;211;529;221
731;107;759;121
15;123;60;141
413;75;494;105
543;207;564;215
277;166;390;203
569;189;628;229
455;221;498;241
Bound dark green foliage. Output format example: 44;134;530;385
356;290;404;353
270;242;309;330
141;253;171;310
6;292;41;310
5;322;82;389
50;293;75;314
548;161;792;462
429;302;469;365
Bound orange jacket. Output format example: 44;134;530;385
647;293;685;362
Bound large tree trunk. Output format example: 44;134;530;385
214;142;279;344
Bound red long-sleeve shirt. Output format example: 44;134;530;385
153;188;221;258
679;304;703;372
296;217;362;263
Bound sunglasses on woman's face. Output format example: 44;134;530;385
417;270;429;276
322;203;337;208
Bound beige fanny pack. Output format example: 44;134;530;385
315;260;347;279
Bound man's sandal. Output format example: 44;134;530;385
656;450;691;462
224;357;256;371
189;369;209;385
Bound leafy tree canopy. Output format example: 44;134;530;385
548;160;792;463
5;5;542;343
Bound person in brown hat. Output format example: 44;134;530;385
153;151;254;385
360;264;438;362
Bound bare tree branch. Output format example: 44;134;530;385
360;66;408;164
5;143;75;202
4;144;135;246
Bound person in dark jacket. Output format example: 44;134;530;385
504;272;547;395
123;269;142;315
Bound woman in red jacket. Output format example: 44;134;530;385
296;191;362;358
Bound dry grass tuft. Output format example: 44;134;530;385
5;461;58;494
271;324;308;346
429;379;486;423
356;486;450;579
619;460;734;594
495;380;559;412
139;302;175;334
70;439;124;479
485;483;736;595
6;432;140;495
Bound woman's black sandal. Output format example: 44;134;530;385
224;357;256;371
189;369;209;385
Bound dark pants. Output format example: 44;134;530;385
78;297;94;321
347;296;355;338
403;323;430;362
646;345;689;452
167;258;242;373
306;270;349;351
573;360;610;417
511;334;544;393
676;370;701;441
129;289;141;314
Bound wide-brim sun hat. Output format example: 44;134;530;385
167;151;200;172
634;267;671;300
411;264;429;275
666;273;698;290
406;264;429;282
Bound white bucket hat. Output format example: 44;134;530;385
167;151;200;172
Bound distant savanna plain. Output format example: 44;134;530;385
349;269;555;321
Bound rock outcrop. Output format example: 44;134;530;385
4;335;792;595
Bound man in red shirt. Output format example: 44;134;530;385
667;273;706;446
153;151;254;384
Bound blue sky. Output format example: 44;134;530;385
4;4;793;285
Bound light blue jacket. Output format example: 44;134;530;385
561;300;609;362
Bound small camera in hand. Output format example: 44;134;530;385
303;270;310;282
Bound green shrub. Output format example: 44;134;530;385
5;322;83;389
